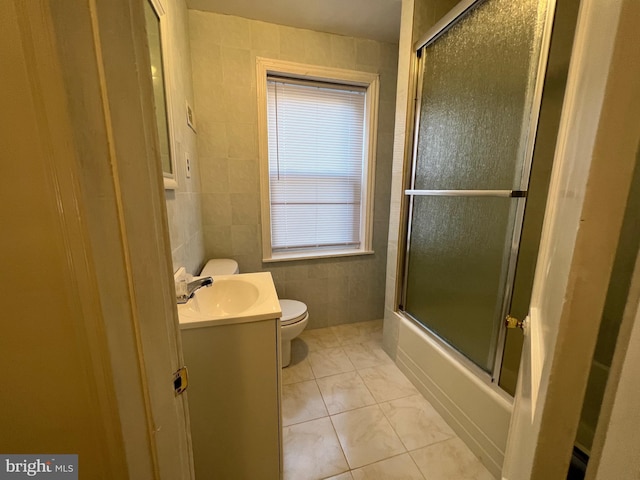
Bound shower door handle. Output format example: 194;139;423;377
404;189;528;197
505;315;525;331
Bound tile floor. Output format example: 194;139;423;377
282;320;495;480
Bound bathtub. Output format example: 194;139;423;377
389;312;513;478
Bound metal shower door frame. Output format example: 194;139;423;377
399;0;557;385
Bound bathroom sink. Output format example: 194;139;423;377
192;277;260;315
178;272;282;329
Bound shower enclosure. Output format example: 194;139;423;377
401;0;555;382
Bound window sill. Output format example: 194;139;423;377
263;249;374;263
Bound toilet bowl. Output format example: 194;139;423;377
200;259;308;367
278;299;309;367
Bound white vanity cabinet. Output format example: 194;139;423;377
181;316;282;479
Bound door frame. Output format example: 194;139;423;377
503;0;640;477
587;248;640;478
29;1;195;478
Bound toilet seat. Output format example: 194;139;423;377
279;299;308;326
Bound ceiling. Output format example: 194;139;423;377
186;0;402;44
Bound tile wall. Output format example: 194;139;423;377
382;0;461;356
188;10;399;328
163;0;205;275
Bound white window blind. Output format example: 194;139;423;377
266;77;366;254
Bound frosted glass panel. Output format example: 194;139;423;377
413;0;548;190
405;196;518;371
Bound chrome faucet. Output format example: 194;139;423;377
176;276;213;304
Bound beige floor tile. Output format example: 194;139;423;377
283;325;491;480
331;405;406;469
282;380;328;426
343;340;393;370
410;437;495;480
358;364;419;403
380;394;455;450
368;327;383;345
325;473;354;480
330;323;360;345
332;320;383;346
283;417;350;480
316;371;376;415
308;347;355;378
299;328;341;351
282;358;314;385
351;453;425;479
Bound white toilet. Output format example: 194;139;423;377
200;259;309;367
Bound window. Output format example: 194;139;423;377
257;58;379;261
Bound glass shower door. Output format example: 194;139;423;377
403;0;554;375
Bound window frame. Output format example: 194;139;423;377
256;57;380;262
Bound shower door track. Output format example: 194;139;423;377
413;0;485;52
397;308;516;398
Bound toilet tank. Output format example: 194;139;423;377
200;258;239;276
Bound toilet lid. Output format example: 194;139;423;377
200;259;239;276
279;299;308;326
